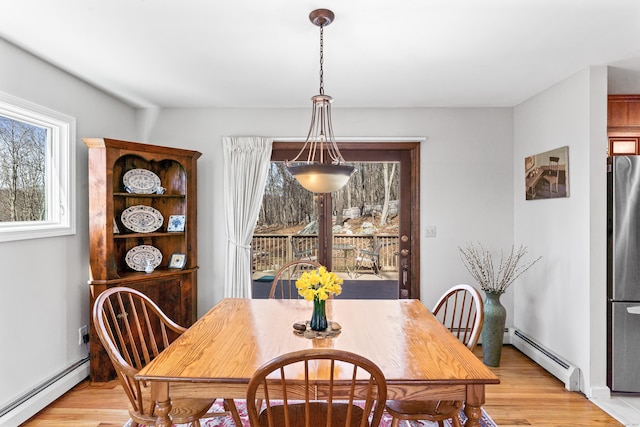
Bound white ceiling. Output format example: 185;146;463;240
3;0;640;109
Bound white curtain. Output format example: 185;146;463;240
223;136;273;297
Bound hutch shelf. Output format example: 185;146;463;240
84;137;201;381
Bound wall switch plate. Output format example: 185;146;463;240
425;226;437;237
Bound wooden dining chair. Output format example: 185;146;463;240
246;348;388;427
385;284;484;427
92;287;242;427
543;156;560;196
269;260;322;299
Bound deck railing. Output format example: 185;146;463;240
251;234;398;273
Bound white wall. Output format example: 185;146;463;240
141;107;515;316
513;66;608;396
608;66;640;94
0;39;136;418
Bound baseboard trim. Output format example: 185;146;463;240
0;357;89;427
510;328;580;391
588;386;611;400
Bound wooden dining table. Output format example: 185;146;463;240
136;298;499;427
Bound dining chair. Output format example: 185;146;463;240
543;156;560;196
353;241;384;278
269;260;322;299
291;237;318;261
385;284;484;427
92;286;242;427
246;348;388;427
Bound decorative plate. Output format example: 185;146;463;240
125;245;162;272
120;205;164;233
122;168;161;194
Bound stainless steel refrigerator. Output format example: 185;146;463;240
608;155;640;392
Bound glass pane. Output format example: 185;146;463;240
0;116;47;222
253;162;318;279
331;162;399;298
253;160;400;299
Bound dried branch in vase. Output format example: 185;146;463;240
459;242;541;294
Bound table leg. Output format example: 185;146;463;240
464;384;485;427
151;381;172;427
224;399;243;426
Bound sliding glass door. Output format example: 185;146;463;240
253;141;420;299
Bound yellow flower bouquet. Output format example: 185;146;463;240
295;266;342;331
295;266;343;301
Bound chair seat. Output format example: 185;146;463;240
385;400;463;426
258;401;367;427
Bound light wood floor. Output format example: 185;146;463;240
22;345;622;427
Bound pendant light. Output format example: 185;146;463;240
286;9;355;194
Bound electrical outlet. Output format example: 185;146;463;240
78;325;88;346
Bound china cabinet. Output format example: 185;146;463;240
84;137;200;381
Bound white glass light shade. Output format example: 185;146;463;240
287;163;355;193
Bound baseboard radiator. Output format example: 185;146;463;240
510;328;580;391
0;357;89;427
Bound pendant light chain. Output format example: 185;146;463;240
319;24;325;96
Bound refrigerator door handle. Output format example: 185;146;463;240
626;306;640;314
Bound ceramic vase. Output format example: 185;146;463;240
482;291;506;367
310;297;328;331
144;258;154;274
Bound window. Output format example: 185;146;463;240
0;92;75;242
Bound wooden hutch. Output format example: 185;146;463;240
84;138;200;381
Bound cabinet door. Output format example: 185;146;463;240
128;278;183;323
609;137;639;156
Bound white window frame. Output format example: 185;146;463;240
0;92;76;242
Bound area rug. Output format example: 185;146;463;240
124;399;498;427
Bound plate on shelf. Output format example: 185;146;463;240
121;205;164;233
123;168;161;194
125;245;162;272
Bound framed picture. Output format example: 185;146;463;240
167;214;186;232
525;146;569;200
168;253;186;269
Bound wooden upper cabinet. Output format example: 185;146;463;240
609;95;640;127
608;95;640;155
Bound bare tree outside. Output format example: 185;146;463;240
379;162;397;226
253;162;400;272
0;116;47;222
256;162;399;232
258;162;317;227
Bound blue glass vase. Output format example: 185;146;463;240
310;297;328;331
